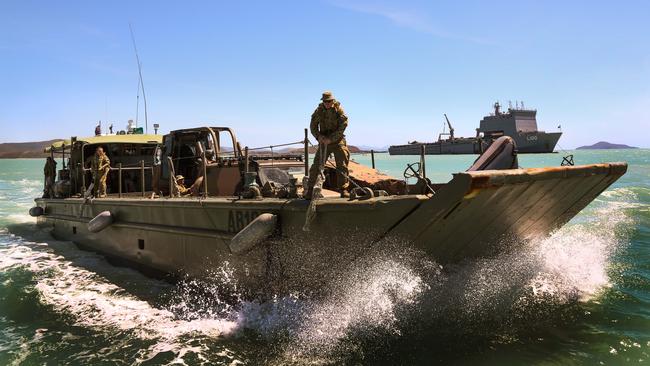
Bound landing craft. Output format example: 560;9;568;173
389;102;563;155
32;125;625;296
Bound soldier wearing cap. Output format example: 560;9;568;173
175;175;189;195
306;91;350;198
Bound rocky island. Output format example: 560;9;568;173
577;141;638;150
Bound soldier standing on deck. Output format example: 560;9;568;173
42;157;57;198
305;91;350;198
151;145;162;197
89;146;110;198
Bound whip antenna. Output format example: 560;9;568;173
129;23;148;133
135;77;140;127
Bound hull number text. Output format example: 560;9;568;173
228;210;262;232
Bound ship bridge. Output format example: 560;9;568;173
479;107;539;136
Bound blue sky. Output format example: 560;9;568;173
1;0;649;148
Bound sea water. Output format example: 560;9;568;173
0;150;648;365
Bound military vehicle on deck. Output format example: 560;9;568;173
32;125;625;296
389;102;563;155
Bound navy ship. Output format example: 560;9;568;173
389;102;562;155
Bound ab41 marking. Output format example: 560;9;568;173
228;210;262;233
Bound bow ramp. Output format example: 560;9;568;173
387;162;628;264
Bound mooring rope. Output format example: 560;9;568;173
302;143;327;232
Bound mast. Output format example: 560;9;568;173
494;101;501;115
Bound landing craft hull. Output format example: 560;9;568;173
34;162;627;294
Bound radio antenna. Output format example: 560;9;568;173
129;23;148;133
135;77;140;127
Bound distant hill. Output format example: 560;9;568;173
355;145;389;152
576;141;638;150
0;140;371;159
280;145;364;154
0;140;61;159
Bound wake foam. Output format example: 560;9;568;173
266;196;633;363
5;214;35;224
0;230;242;365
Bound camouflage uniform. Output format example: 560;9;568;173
43;157;57;198
307;92;350;193
90;153;110;197
152;145;162;195
178;183;189;195
175;175;189;195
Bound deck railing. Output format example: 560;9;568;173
78;160;154;198
75;128;312;199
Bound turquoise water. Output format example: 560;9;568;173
0;150;648;365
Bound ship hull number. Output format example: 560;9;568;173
228;210;262;233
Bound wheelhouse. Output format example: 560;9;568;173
46;134;162;197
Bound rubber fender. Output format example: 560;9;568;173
88;211;114;233
29;206;44;217
229;213;277;255
350;187;374;200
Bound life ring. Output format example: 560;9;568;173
229;213;277;254
88;211;114;233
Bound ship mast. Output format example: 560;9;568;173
494;101;501;115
